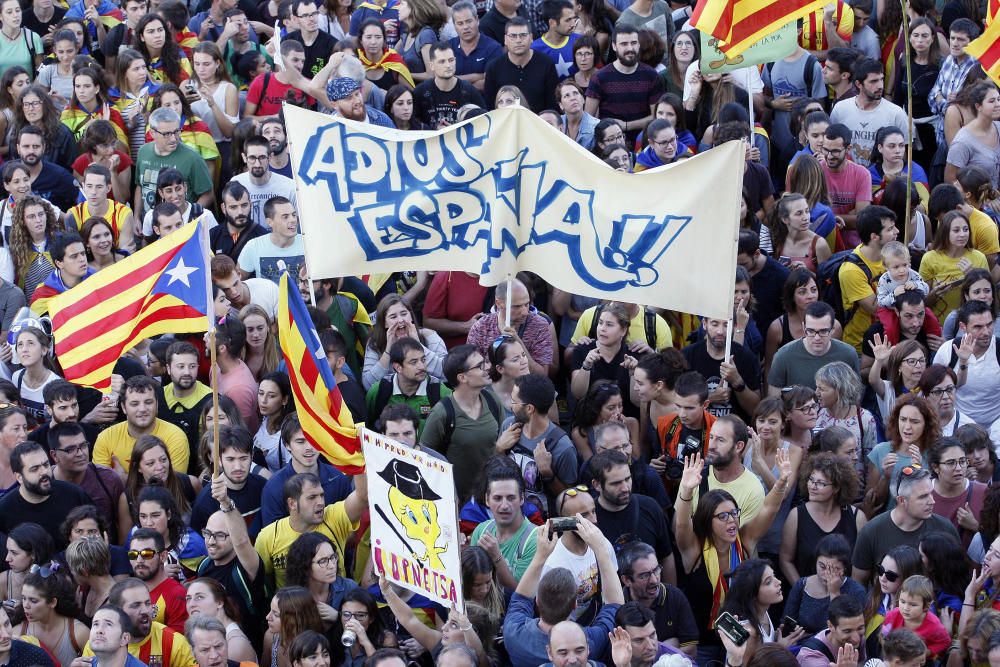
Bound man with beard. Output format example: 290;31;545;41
830;58;908;167
324;76;395;126
49;420;129;543
161;342;212;456
685;414;765;524
612;603;694;667
589;450;674;584
13;126;77;211
618;544;697;657
87;605;145;667
196;446;267;649
128;528;188;634
682;316;761;423
66;164;136;252
232;137;297;228
93;375;191;473
190;424;267;536
583;26;662;141
484;18;558;112
365;337;451;434
860;290;941;378
577;422;669;509
210;254;278;318
260;118;292;178
413;42;485;128
469;457;538;590
0;441;91;549
82;578;197;667
208;181;267;260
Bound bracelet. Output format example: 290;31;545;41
493;554;502;564
960;364;969;370
219;500;235;513
678;494;693;502
964;603;976;607
582;364;593;371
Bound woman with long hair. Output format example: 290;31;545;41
254;371;295;472
675;448;793;665
11;327;60;425
0;66;29;158
0;162;58;253
71;121;134;205
890;17;940;169
869;125;929;208
868;338;928;425
357;19;414;90
319;0;351;39
59;67;129;150
863;545;924;646
135;485;207;579
867;394;940;509
240;304;279;382
132;14;192;86
971;486;1000;564
572;0;610;64
940;267;998;339
571;34;602;91
788;153;839;251
780;385;818;451
395;0;445;83
35;30;78;112
0;523;53;623
189;42;238;180
943;66;988;148
383;85;424;130
569;302;635;413
125;435;200;520
109;48;159;161
650;93;696;154
9;86;77;166
80;217;127;271
957;423;1000;486
683;70;748;142
488;335;530;418
591;118;625;158
18;566;89;667
185;578;257;662
569;380;639;462
286;533;358;627
264;586;325;667
945;82;1000;186
783;535;867;634
0;0;43;74
460;546;505;623
662;30;698;97
920;210;989;321
0;405;27;490
780;452;865;584
814;362;878;477
769;193;832;274
337;588;392;666
764;269;843;374
631;348;688;463
880;175;931;253
930;436;987;545
146;83;220;179
9;195;61;301
920;531;972;618
362;294;446;390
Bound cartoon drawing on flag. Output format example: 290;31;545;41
362;428;462;611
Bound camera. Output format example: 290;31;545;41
551;517;579;534
664;435;701;479
341;630;357;647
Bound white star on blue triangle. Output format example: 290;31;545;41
151;234;209;316
554;53;573;78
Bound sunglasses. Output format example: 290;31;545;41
29;562;59;578
876;564;899;583
127;548;160;561
558;485;589;515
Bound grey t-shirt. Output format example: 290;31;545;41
767;339;861;390
761;52;826;158
616;0;673;45
947;122;1000;188
0;280;25;331
830;97;910;166
503;417;578;515
852;510;959;573
851;26;881;60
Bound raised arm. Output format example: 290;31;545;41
514;520;558;598
211;473;260;578
377;576;441;650
741;448;791;550
672;453;704;572
576;517;624;604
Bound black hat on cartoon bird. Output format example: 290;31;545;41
377;460;442;501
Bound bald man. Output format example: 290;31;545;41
466;278;556;375
545;621;605;667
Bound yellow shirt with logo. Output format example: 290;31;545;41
254;502;358;586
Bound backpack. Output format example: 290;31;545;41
817;250;873;325
588;304;657;349
367;378;445;430
765;54;819;99
437;391;502;458
945;335;1000;369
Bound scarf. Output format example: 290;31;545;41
704;536;743;628
60;102;130;147
358;48;414;87
30;267;96;316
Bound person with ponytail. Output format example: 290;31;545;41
769;193;832;274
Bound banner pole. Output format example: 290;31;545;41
901;0;914;238
209;329;221;475
504;273;512;329
746;82;755;150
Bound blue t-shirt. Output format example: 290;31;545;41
531;33;579;79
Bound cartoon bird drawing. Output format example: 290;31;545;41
376;460;448;570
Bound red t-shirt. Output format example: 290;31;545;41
71;151;134;178
422;271;488;348
932;480;988;548
149;577;189;635
246;72;315;116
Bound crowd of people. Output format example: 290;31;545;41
0;0;995;664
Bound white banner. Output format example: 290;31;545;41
361;428;463;611
285;105;743;319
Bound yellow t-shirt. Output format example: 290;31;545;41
970;208;1000;258
92;419;191;473
690;468;766;525
255;502;359;587
83;621;197;667
162;382;212;411
570;305;673;349
919;249;989;322
840;247;885;352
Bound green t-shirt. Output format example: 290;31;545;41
470;517;537;579
420;390;502;502
0;29;42;77
135;142;213;214
364;377;451;438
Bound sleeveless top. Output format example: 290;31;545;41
19;618;80;667
779;314;794;347
69;200;131;239
793;504;858;577
776;235;820;273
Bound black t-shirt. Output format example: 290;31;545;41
285;29;338;79
188;473;267;539
22;6;66;41
624;584;700;645
198;554;268;645
484;51;559;112
413;78;486;128
338;377;367;423
209;222;268;261
571;341;637;418
103;22;132;59
0;481;92;549
750;257;790;334
595;493;672;560
861;321;931;358
682;341;761;423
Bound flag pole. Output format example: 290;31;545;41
198;216;221;476
504;273;512;329
901;0;914;236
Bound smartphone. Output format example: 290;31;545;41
551;517;579;534
716;611;750;647
779;256;791;266
781;616;797;636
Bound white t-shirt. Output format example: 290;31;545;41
231;172;298;229
254;417;290;471
245;278;280;319
141;203;219;237
540;535;616;621
12;368;60;423
933;338;1000;425
238;235;305;284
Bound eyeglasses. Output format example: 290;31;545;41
462;359;490;373
876;564;900;582
558;485;589;515
632;564;662;583
894;464;925;497
651;137;677;147
22;100;42;108
200;530;230;543
939;458;968;468
341;611;369;621
127;548;161;561
29;562;59;578
807;477;832;488
795;403;819;414
804;327;833;338
296;9;319;17
54;442;88;455
928;385;956;397
152;128;181;138
506;32;531;39
313;555;337;568
901;357;926;368
712;508;741;523
245;155;269;162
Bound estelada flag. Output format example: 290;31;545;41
277;272;364;474
692;0;828;56
50;218;213;391
965;18;1000;87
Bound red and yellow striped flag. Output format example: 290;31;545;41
278;272;364;474
966;17;1000;87
50;219;213;391
692;0;828;56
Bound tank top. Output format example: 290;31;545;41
19;618;80;667
779;314;794;347
776;235;820;273
68;200;131;241
793;504;858;577
683;558;724;647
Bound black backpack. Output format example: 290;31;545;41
437;391;502;458
945;335;1000;369
588;304;657;348
817;251;873;325
366;377;446;431
765;54;820;99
